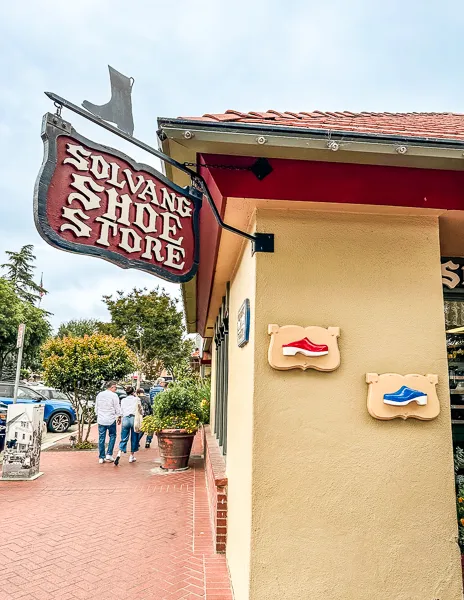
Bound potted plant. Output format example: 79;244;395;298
141;382;202;471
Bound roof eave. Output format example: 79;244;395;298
157;117;464;337
157;117;464;162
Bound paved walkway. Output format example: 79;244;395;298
0;429;233;600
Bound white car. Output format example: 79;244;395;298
33;386;71;402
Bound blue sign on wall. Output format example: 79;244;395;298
237;299;250;347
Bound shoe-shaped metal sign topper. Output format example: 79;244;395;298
82;66;134;136
42;66;275;256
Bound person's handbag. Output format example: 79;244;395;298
134;399;143;433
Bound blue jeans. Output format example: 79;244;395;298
119;416;139;453
138;432;153;444
98;422;116;459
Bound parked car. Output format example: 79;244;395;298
134;381;153;394
115;385;127;400
33;386;71;402
0;382;76;433
0;401;6;452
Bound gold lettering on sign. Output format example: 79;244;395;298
442;260;461;289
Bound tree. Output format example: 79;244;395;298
102;287;188;381
171;338;196;381
0;278;23;377
56;318;102;338
0;278;51;378
41;333;136;444
21;300;53;374
1;244;47;304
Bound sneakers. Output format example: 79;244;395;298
98;458;104;464
282;337;329;358
114;451;121;466
105;455;114;463
129;454;136;463
145;442;150;449
383;386;427;406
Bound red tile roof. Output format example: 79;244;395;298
179;110;464;142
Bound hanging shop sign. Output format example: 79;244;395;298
237;299;250;347
366;372;439;421
34;113;202;283
442;257;464;293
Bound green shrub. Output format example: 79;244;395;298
141;382;203;434
154;383;202;418
455;447;464;552
75;441;95;450
141;413;199;434
197;381;211;424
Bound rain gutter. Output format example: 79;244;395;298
157;118;464;161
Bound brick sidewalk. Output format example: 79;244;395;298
0;429;233;600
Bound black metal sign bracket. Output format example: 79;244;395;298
44;91;275;254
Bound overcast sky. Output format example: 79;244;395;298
1;1;464;329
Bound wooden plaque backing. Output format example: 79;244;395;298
268;324;340;372
366;372;440;421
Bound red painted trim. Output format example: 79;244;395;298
200;154;464;209
195;153;464;334
196;156;224;336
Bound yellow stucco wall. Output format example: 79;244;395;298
225;209;462;599
226;241;256;600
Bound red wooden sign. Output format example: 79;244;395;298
34;113;201;283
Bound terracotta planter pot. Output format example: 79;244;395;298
156;429;196;471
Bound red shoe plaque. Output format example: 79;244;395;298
268;324;340;372
282;337;328;357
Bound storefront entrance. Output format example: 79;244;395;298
445;293;464;561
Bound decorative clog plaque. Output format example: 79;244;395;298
366;372;440;421
268;324;340;371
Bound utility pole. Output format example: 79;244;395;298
137;332;143;390
13;324;25;403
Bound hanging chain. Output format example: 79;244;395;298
184;161;252;172
54;101;62;117
191;175;204;192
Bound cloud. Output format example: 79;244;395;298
1;0;464;329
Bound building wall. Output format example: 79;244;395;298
244;209;462;600
225;241;256;600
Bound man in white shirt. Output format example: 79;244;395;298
95;381;121;464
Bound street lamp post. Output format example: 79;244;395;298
136;325;143;390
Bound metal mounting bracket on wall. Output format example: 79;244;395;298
44;78;274;254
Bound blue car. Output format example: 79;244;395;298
0;382;76;433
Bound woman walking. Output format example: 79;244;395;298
114;386;142;466
136;388;153;448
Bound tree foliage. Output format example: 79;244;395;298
56;318;102;338
41;333;136;442
21;300;53;374
0;278;51;378
1;244;46;303
102;287;188;377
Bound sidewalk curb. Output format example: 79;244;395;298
41;423;98;450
